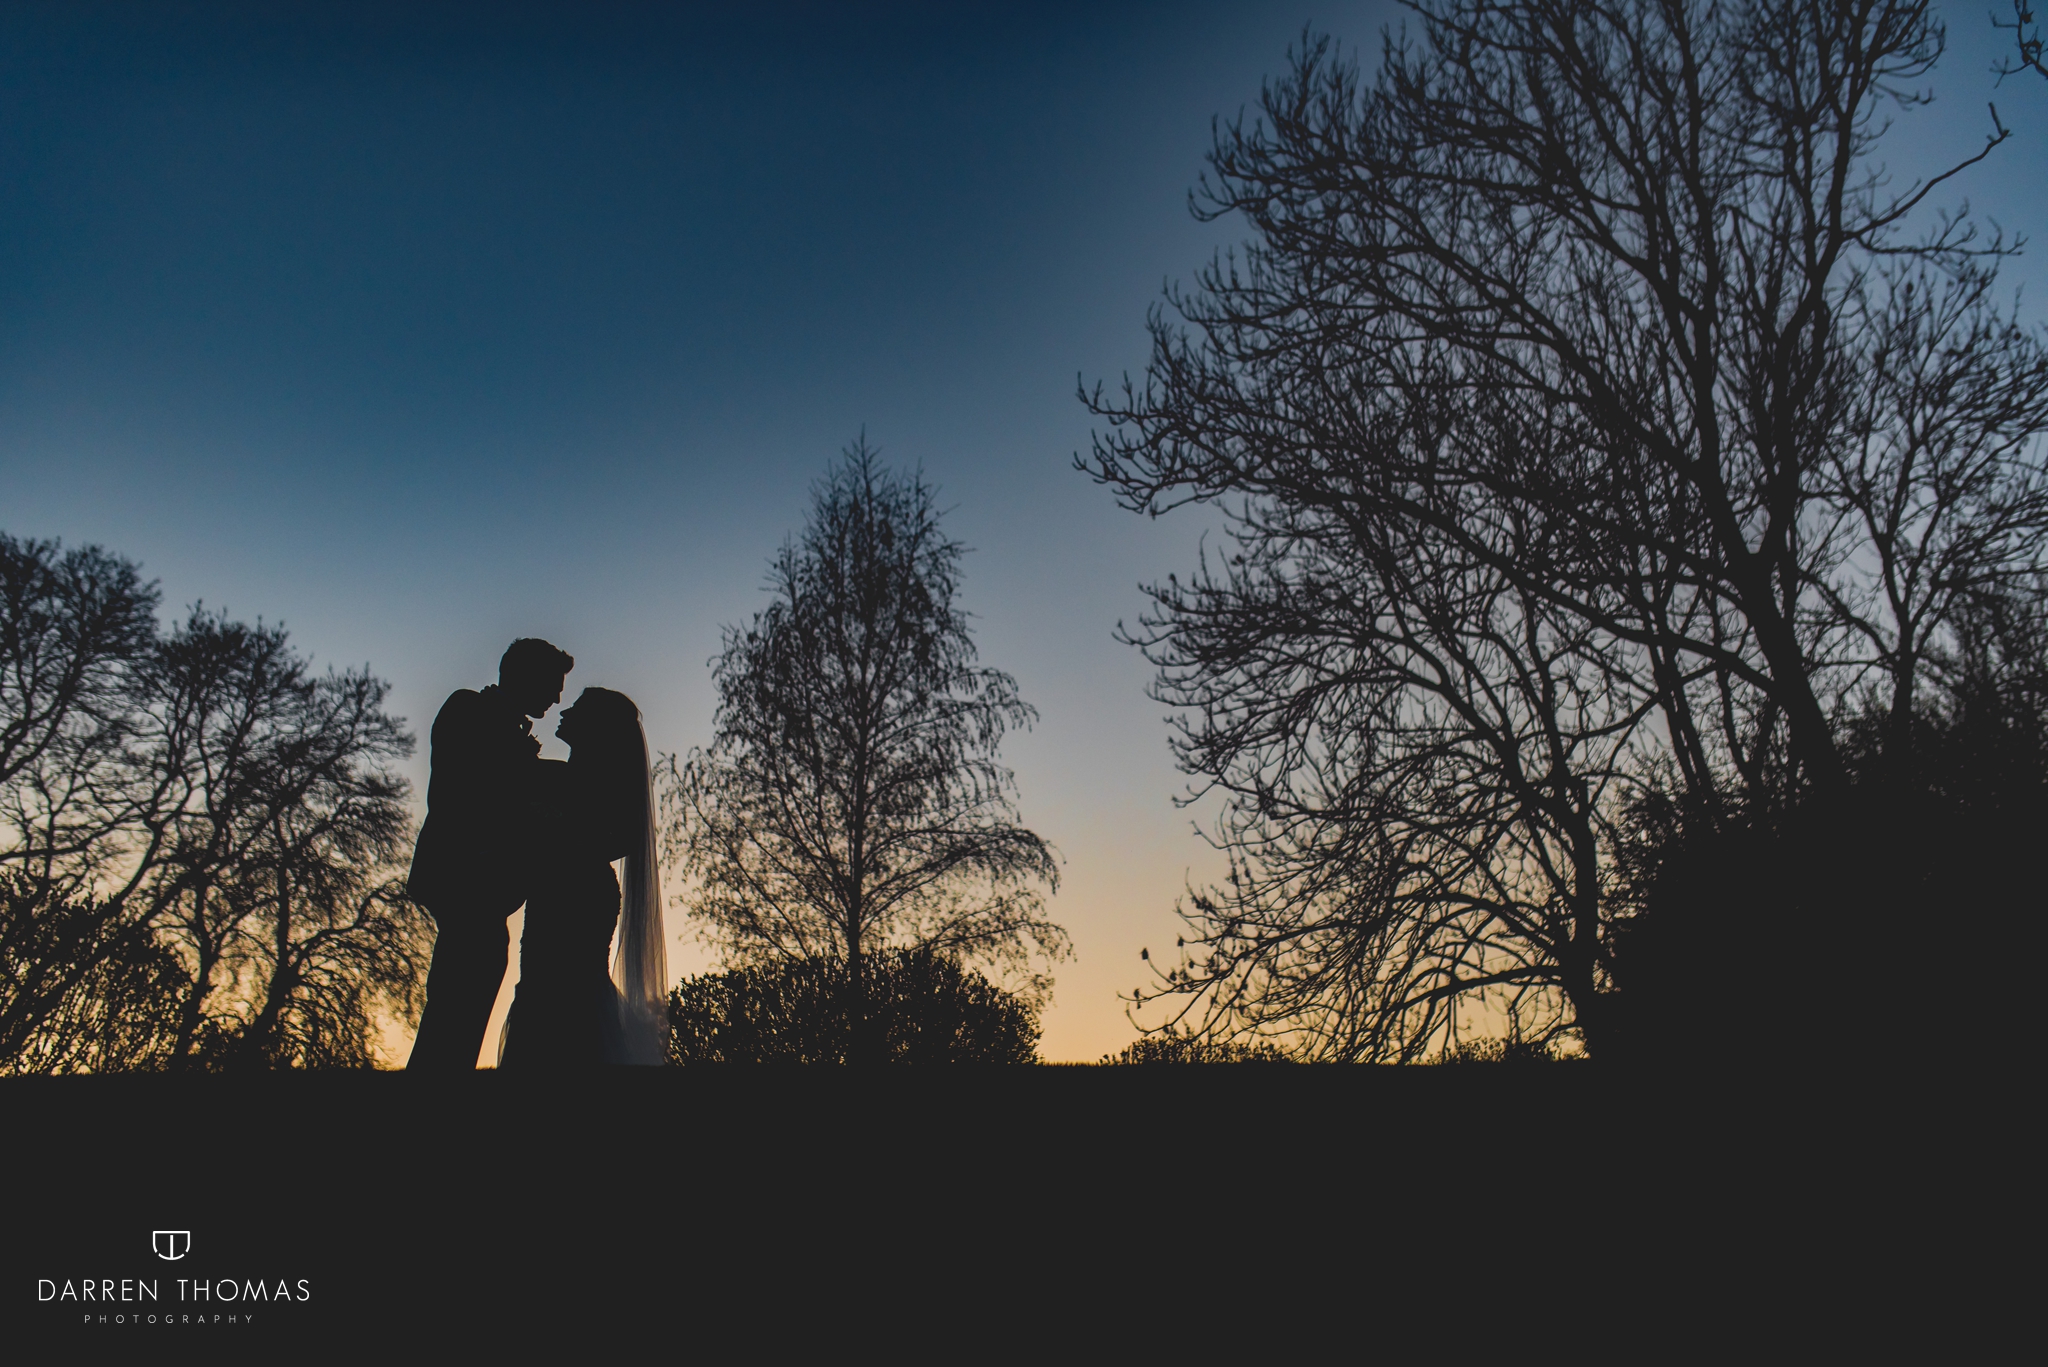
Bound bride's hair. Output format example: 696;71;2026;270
567;685;641;740
567;687;648;808
561;685;668;1064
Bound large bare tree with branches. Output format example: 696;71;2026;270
1082;0;2048;1057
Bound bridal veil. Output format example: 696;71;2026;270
609;721;669;1065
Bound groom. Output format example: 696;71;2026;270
405;637;575;1070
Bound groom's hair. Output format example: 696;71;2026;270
500;638;575;684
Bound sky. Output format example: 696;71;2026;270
3;1;2044;1062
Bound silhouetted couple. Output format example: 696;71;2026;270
405;639;667;1070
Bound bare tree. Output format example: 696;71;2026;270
0;535;157;795
136;612;429;1069
1081;2;2048;1056
0;534;168;1065
1113;388;1658;1058
661;440;1065;1052
1;535;428;1072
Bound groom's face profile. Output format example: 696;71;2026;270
497;639;573;720
505;669;567;720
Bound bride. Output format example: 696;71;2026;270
498;687;668;1067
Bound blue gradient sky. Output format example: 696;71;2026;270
4;1;2043;1060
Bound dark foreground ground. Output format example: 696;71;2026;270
3;1065;2017;1357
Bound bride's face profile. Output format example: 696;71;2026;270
554;687;640;767
554;702;583;748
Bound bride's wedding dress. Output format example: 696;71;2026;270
498;705;667;1068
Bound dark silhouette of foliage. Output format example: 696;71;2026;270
1434;1038;1570;1065
1099;1028;1293;1065
1;532;428;1072
1080;2;2048;1059
667;949;1039;1064
661;438;1065;1059
1613;590;2048;1055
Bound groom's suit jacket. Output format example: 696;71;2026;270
405;684;542;923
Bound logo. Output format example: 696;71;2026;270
37;1225;313;1326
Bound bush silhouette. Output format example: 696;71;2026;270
1099;1029;1293;1064
1435;1038;1569;1065
667;949;1039;1064
1611;626;2048;1060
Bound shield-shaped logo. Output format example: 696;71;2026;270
151;1231;191;1261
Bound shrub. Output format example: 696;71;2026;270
667;949;1039;1064
1099;1029;1293;1064
1435;1038;1570;1065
